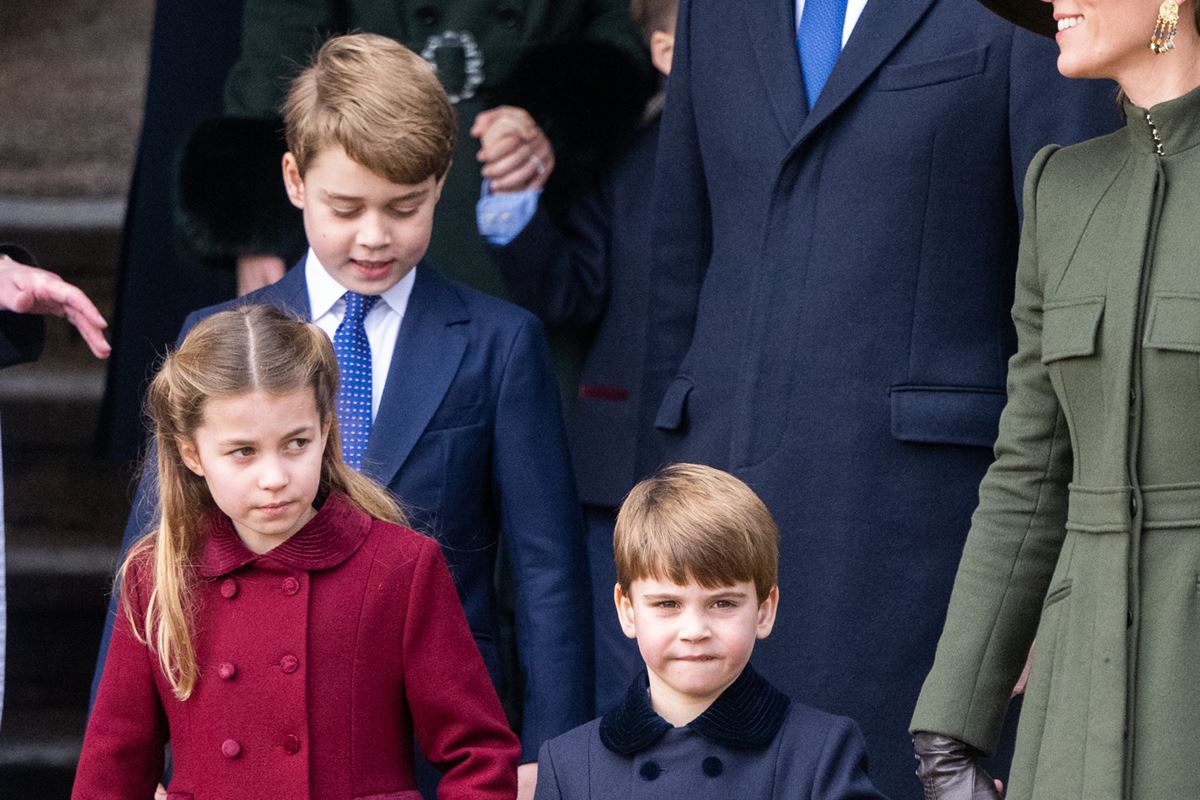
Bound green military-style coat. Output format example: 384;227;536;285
224;0;646;298
912;85;1200;800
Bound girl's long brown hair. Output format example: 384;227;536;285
119;304;404;699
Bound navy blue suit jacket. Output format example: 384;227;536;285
488;120;659;508
96;261;593;758
644;1;1122;796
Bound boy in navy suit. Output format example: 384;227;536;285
475;0;677;715
534;463;885;800
94;34;591;797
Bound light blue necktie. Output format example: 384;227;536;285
333;292;379;470
797;0;848;110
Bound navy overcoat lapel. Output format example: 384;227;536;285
793;0;938;149
744;0;808;143
361;266;469;488
257;258;311;320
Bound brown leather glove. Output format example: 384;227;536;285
912;731;1003;800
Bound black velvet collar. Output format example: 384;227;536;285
599;665;791;755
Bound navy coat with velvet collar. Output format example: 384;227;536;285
95;261;593;759
642;0;1122;796
534;668;885;800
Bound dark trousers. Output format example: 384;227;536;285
586;505;641;714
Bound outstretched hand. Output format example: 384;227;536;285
472;105;555;193
0;253;111;358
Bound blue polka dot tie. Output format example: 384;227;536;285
333;292;379;470
797;0;848;110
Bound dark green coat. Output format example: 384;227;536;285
224;0;648;297
913;86;1200;800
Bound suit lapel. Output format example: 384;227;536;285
256;258;311;319
362;266;469;488
793;0;938;148
744;0;807;143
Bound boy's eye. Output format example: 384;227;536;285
653;600;679;609
388;206;418;218
713;599;737;609
331;206;361;218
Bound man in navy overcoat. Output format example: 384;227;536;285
644;0;1120;796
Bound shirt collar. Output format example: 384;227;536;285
598;665;791;755
303;248;418;322
198;491;373;577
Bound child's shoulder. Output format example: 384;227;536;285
432;268;543;332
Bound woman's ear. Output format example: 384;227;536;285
177;438;205;477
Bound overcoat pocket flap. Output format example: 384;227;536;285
889;385;1006;448
876;46;989;90
654;376;694;432
1144;293;1200;352
1041;296;1104;363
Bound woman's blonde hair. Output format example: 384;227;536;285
119;304;404;700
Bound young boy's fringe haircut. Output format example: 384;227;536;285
614;463;778;602
119;304;405;700
282;33;456;184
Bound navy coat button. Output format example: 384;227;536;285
282;577;300;596
639;761;662;781
282;734;301;755
702;756;723;777
220;578;238;599
221;739;241;758
218;662;237;680
279;654;300;674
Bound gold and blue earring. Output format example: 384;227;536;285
1150;0;1180;54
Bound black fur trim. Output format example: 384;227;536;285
489;40;658;215
174;117;306;264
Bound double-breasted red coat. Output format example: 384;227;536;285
73;492;519;799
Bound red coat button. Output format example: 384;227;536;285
221;739;241;758
282;734;301;755
281;577;300;596
279;654;300;674
218;662;237;680
220;578;238;599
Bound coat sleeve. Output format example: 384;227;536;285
910;145;1073;752
492;315;594;758
806;717;888;800
403;536;521;799
640;0;711;467
0;244;46;368
485;184;613;330
72;561;168;799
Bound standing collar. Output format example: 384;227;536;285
198;491;373;577
1123;82;1200;157
303;247;417;322
599;665;791;755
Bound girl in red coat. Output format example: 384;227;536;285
74;304;520;799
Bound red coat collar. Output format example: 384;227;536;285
198;492;372;577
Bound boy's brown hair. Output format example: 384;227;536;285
630;0;678;40
614;463;778;602
282;33;456;184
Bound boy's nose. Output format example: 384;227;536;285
356;212;391;248
678;610;711;641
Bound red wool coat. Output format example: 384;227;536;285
73;492;520;799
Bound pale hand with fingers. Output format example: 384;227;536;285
0;253;111;358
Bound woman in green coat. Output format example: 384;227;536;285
910;0;1200;798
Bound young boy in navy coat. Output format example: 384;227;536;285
534;463;886;800
476;0;677;715
93;34;591;796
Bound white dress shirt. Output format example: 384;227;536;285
796;0;868;47
304;248;416;420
